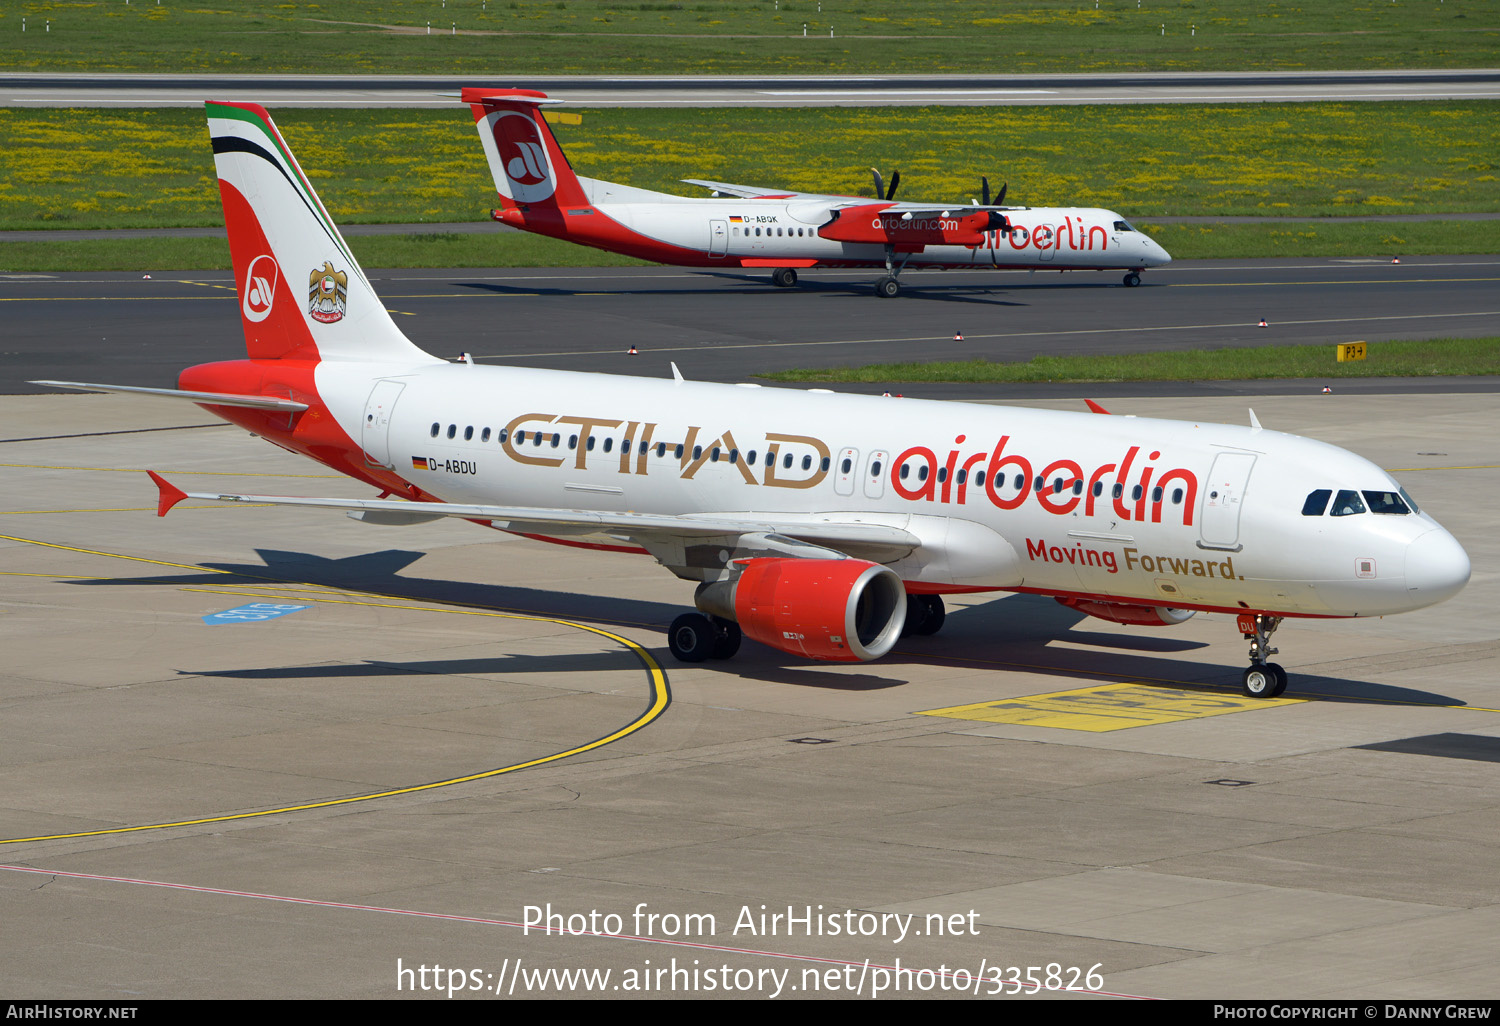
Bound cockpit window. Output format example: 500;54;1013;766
1113;220;1135;233
1330;489;1366;516
1363;489;1411;515
1400;487;1420;514
1301;489;1331;516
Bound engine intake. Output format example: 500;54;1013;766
696;558;907;662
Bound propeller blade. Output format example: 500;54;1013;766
996;181;1008;206
871;167;884;200
981;176;990;207
886;169;900;201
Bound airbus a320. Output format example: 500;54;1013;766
39;102;1468;699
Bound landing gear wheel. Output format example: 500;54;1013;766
771;267;798;289
1266;662;1288;698
1123;272;1141;288
709;618;742;660
876;277;901;298
914;594;945;636
668;612;716;663
1242;664;1276;698
902;594;946;637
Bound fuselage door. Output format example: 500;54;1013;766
1199;451;1256;550
709;219;728;257
864;449;889;499
833;447;859;496
361;379;406;469
1036;223;1057;261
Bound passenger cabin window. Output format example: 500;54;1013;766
1364;490;1411;515
1330;489;1366;516
1302;489;1331;516
430;422;440;438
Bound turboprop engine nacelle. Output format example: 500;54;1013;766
696;557;907;662
1057;597;1196;627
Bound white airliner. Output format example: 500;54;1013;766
464;88;1172;296
39;102;1469;699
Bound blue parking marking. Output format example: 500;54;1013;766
203;602;310;626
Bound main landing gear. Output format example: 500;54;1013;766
1122;270;1143;287
876;245;913;298
668;612;741;663
1239;613;1287;698
771;267;799;289
903;594;945;637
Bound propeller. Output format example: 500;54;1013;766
981;177;1008;207
871;167;901;202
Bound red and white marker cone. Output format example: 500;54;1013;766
954;331;964;341
1321;386;1333;393
1258;318;1268;327
1392;257;1401;264
627;345;638;355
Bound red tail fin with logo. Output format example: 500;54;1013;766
464;88;590;225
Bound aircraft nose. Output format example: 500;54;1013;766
1146;236;1172;266
1404;528;1471;607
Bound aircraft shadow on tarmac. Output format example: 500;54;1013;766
452;274;1034;306
67;547;1466;706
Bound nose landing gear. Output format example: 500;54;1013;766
1122;270;1142;287
1239;613;1287;697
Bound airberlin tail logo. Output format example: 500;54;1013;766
242;254;278;323
490;111;555;202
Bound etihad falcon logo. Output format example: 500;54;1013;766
308;262;348;324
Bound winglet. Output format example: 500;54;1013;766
147;471;189;518
1084;399;1111;415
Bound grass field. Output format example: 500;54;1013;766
1;1;1495;74
3;102;1497;232
764;338;1500;384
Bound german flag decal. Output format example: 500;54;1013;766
411;456;431;470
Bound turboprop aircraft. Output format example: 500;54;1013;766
39;102;1469;699
463;87;1172;297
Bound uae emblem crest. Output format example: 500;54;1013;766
308;262;349;323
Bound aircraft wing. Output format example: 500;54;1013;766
681;178;820;200
147;473;920;562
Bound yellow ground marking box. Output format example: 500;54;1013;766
918;683;1302;732
1336;341;1367;362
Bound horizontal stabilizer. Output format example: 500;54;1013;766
34;380;308;411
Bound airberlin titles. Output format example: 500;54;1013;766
415;413;1201;526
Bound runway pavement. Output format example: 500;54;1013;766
2;387;1498;999
6;69;1499;108
5;255;1498;398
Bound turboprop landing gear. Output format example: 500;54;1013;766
668;612;741;662
902;594;946;637
1123;270;1142;287
771;267;799;289
875;245;912;298
1239;613;1287;698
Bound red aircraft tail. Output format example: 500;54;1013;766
463;88;590;222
